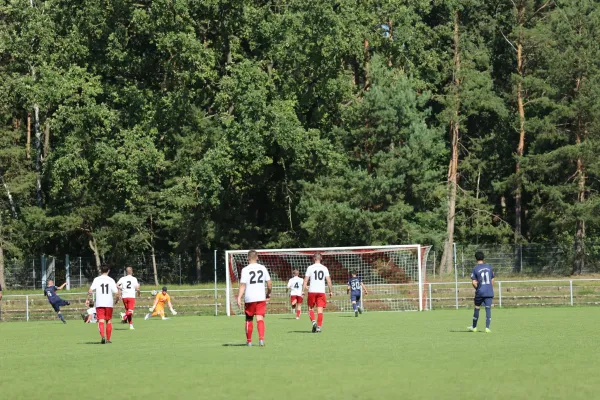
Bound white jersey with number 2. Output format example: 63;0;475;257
91;275;118;308
305;263;330;293
117;276;139;298
287;277;303;296
240;263;271;303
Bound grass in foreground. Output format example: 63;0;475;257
0;308;599;400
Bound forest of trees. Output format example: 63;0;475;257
1;0;599;284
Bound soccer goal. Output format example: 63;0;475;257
225;245;431;316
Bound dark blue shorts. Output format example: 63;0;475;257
474;297;493;307
351;294;361;303
50;299;69;312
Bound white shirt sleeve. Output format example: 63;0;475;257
287;279;292;289
240;268;249;284
110;280;118;294
305;266;312;278
263;267;271;282
90;278;97;292
116;277;124;287
324;267;330;277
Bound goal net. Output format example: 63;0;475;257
225;245;431;316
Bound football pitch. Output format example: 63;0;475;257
1;308;598;400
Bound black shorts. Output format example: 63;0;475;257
50;299;69;312
474;297;493;307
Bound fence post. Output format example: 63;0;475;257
432;251;436;279
179;254;182;286
570;280;573;306
214;250;218;316
79;257;82;288
41;254;46;288
65;254;70;290
26;295;29;321
32;260;35;290
498;281;502;308
428;283;432;310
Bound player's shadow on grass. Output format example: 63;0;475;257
448;329;475;333
80;341;105;345
287;330;313;334
222;343;250;347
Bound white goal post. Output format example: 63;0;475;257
225;245;432;316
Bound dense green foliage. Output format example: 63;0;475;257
1;310;600;399
1;0;600;277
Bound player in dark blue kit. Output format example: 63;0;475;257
347;272;368;317
44;280;70;324
467;252;494;333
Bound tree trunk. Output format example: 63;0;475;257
195;245;202;283
34;104;43;207
363;39;370;89
43;122;50;159
26;113;31;159
441;10;461;275
514;4;526;244
0;244;5;290
88;236;101;273
151;245;159;286
573;78;585;275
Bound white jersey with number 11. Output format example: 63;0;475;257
91;275;118;308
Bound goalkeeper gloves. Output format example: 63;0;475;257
170;308;177;315
149;306;155;312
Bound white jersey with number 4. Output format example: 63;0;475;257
90;275;118;308
287;277;303;296
240;263;271;303
117;275;139;298
305;263;330;293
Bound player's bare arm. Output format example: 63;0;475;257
302;276;309;294
237;282;246;308
347;284;351;295
472;279;478;289
57;282;67;290
326;276;333;297
361;282;368;295
136;284;141;297
266;279;273;299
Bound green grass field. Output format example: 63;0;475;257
1;308;598;400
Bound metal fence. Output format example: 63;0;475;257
427;243;600;278
2;250;226;290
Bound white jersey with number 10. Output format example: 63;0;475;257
91;275;118;308
117;276;139;298
287;277;303;296
240;263;271;303
305;263;330;293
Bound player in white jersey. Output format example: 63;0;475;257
117;267;140;330
287;270;304;319
86;264;119;344
237;250;272;347
303;252;333;333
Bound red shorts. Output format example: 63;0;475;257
96;307;113;321
290;295;303;304
308;293;327;308
122;298;136;311
244;301;267;317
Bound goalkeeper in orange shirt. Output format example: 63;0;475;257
145;286;177;320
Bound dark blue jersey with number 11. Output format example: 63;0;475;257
471;264;495;298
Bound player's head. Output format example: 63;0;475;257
475;251;485;262
313;252;322;262
100;263;110;274
162;286;168;293
351;272;357;277
293;269;299;277
248;250;258;263
126;266;133;275
47;279;54;287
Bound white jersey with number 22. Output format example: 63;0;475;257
91;275;118;308
305;263;330;293
240;263;271;303
287;277;303;296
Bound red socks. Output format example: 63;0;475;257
98;321;105;338
246;321;253;342
127;311;133;324
309;310;315;322
317;312;323;327
257;320;265;341
296;308;301;318
106;322;113;341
